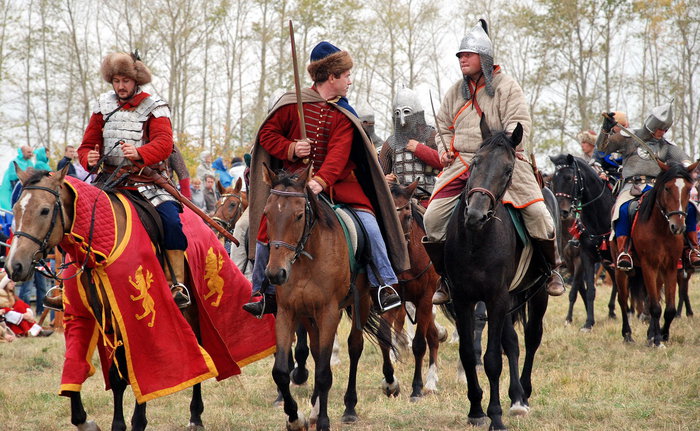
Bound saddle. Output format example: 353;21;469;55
505;205;534;291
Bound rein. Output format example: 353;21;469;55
268;188;316;263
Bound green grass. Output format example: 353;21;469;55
1;279;699;430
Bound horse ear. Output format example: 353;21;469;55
262;162;275;186
216;179;226;195
510;123;523;147
53;163;70;184
297;164;312;186
657;158;670;172
14;162;32;185
233;177;243;193
479;114;492;141
406;179;419;197
686;160;699;174
566;154;574;165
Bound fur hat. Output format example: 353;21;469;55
577;130;596;145
100;52;152;85
613;111;629;128
307;41;353;83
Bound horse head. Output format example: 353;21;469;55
389;180;418;237
550;153;578;220
212;177;247;242
464;115;521;230
5;164;73;282
639;160;700;235
262;163;315;285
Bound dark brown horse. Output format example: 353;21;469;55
211;177;247;244
613;161;698;346
261;164;393;431
378;180;442;401
5;166;263;430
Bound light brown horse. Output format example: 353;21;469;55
211;177;247;245
613;160;698;346
379;180;442;401
261;164;392;431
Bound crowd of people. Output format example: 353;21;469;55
1;18;699;344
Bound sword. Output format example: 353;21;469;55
601;112;662;164
429;90;451;156
133;166;239;246
289;20;309;166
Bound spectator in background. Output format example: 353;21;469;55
33;147;52;171
228;156;247;192
577;130;597;162
212;157;233;188
0;272;53;337
202;174;219;215
196;150;215;182
190;177;206;210
56;145;78;177
0;146;34;211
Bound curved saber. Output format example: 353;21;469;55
429;90;450;155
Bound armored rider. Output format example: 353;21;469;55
421;20;566;305
78;52;190;308
243;41;409;316
378;87;441;206
598;103;700;270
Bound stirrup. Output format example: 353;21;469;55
171;283;191;309
376;284;401;313
689;249;700;268
616;251;633;271
243;293;267;320
42;286;64;312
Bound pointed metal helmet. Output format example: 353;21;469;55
393;87;424;127
456;20;493;59
644;101;674;134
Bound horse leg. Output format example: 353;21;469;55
581;255;597;331
643;267;662;347
677;270;687;317
108;359;128;431
379;311;400;398
565;275;577;325
473;301;486;365
130;401;147;431
501;318;527;416
483;299;508;431
309;310;338;431
187;383;204;430
69;391;101;431
661;269;677;343
272;311;306;430
521;289;548;403
291;325;310;386
408;297;431;400
615;270;634;342
455;301;486;425
606;266;618;319
341;302;366;424
424;306;441;395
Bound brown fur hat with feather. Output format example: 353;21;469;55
100;52;152;85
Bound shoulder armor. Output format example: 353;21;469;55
136;96;170;120
95;91;119;114
151;105;171;119
665;139;676;146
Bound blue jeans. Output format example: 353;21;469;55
251;241;272;295
156;201;188;250
355;211;398;287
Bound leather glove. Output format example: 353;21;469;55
602;112;616;133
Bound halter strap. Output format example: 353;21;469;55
13;185;65;262
268;187;315;263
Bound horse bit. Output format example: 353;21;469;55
268;188;316;264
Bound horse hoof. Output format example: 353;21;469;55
341;413;358;424
76;420;101;431
186;423;205;431
381;378;400;397
579;326;592;333
608;312;617;319
437;326;448;343
291;367;309;386
509;401;530;416
286;413;308;431
467;415;488;426
564;319;571;326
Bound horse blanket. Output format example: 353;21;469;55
59;177;275;403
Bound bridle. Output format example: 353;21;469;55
655;181;688;228
268;188;315;264
212;192;244;235
553;160;607;213
13;184;66;263
395;200;412;241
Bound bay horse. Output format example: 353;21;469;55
378;180;442;400
212;177;247;245
261;164;393;431
613;161;698;346
444;116;554;431
5;166;273;430
550;154;617;330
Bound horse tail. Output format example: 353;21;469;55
510;291;528;327
344;307;398;357
439;302;456;324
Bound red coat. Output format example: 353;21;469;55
78;91;173;169
2;299;35;335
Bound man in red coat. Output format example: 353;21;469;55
78;52;190;308
244;41;409;316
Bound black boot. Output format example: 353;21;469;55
421;238;451;304
242;292;277;318
535;238;565;296
373;285;401;313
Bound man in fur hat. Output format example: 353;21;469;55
243;41;409;316
77;52;190;308
422;20;565;304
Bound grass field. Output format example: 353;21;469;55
1;278;699;431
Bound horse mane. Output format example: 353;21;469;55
478;130;515;154
638;163;692;223
23;169;52;186
271;169;336;228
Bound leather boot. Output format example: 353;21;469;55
686;231;700;267
165;249;191;309
42;286;64;311
535;238;565;296
615;235;633;271
242;290;277;318
421;238;451;304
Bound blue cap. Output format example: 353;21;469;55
310;41;340;62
